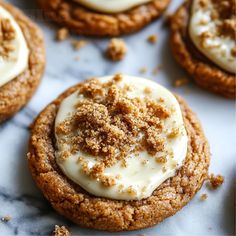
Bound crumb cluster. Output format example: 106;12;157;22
208;174;224;189
56;75;179;187
0;18;16;59
71;39;88;50
106;38;127;61
147;34;157;44
200;193;208;201
52;225;71;236
56;28;69;41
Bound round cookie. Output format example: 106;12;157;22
0;2;45;123
170;1;235;99
28;78;210;232
37;0;170;36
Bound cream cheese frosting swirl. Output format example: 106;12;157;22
189;0;236;74
54;75;188;201
0;6;29;87
72;0;152;13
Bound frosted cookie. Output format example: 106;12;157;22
37;0;170;36
28;74;210;231
170;0;235;98
0;2;45;123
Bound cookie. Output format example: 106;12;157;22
0;1;45;123
170;0;235;99
37;0;170;36
28;75;210;231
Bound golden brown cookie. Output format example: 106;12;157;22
170;1;235;99
0;2;45;123
37;0;170;36
28;80;210;232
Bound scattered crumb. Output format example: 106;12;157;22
1;215;11;222
52;225;71;236
56;28;69;41
139;67;147;74
152;67;159;75
106;38;127;61
147;34;157;44
74;56;80;61
174;78;189;87
208;174;224;189
71;40;88;50
200;193;208;201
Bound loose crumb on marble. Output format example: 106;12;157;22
208;174;224;189
1;215;12;222
147;34;157;44
74;56;80;61
174;78;189;87
139;67;147;74
52;225;71;236
56;28;69;41
200;193;208;201
71;40;88;50
152;67;159;75
106;38;127;61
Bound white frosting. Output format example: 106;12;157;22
189;0;236;74
55;76;188;201
73;0;152;13
0;6;29;87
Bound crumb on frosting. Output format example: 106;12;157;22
0;18;16;59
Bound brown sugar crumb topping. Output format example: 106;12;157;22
56;76;176;187
198;0;236;41
52;225;71;236
0;18;16;59
106;38;127;61
56;28;69;41
208;174;224;189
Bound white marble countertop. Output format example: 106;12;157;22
0;0;235;235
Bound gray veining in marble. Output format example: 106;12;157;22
0;0;235;235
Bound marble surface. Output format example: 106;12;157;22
0;0;235;235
